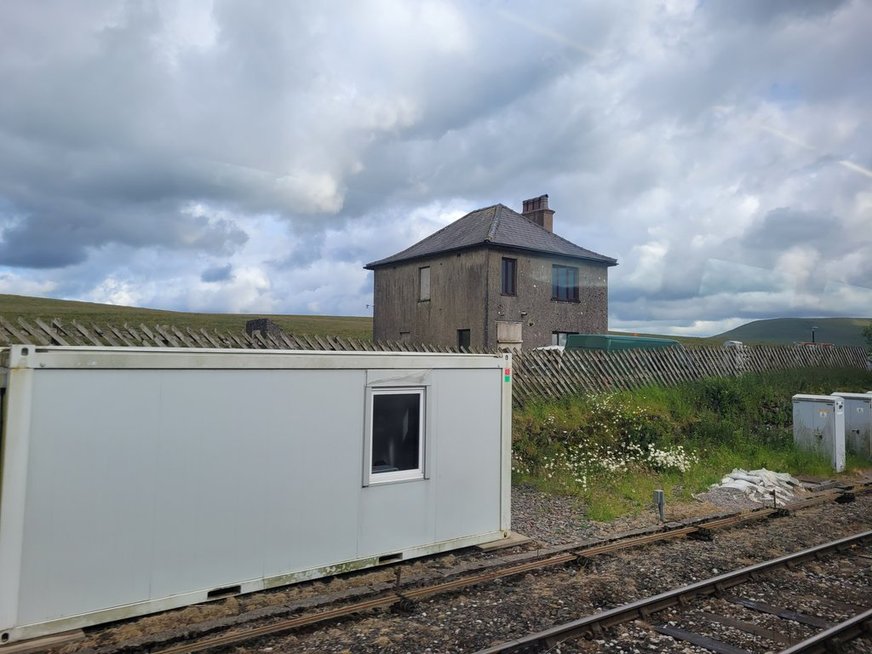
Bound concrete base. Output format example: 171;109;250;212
476;531;533;551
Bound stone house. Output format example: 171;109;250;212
364;195;617;350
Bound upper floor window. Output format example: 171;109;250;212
552;265;579;302
419;266;430;301
501;257;517;296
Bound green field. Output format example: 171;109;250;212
0;294;374;341
612;317;871;347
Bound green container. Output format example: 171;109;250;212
564;333;681;351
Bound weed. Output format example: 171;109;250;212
513;367;872;521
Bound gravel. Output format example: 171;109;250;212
57;482;872;654
511;483;767;546
269;485;872;653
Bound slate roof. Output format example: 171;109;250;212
365;203;618;269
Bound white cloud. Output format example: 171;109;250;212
0;0;869;333
0;274;57;297
87;277;141;307
186;265;273;313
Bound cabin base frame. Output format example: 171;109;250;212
2;529;507;644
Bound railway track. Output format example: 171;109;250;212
7;482;869;654
81;484;865;654
474;530;872;654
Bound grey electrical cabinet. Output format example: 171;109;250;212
831;392;872;459
0;346;512;643
792;394;845;472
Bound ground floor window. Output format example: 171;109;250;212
457;329;471;350
367;388;425;484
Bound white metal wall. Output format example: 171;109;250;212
0;347;510;642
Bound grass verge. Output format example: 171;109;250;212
513;367;872;521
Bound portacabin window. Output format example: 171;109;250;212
551;264;579;302
419;266;430;301
367;388;425;484
501;257;517;296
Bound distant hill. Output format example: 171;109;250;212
715;317;871;347
0;294;374;341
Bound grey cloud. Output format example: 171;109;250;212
0;200;248;269
853;260;872;289
269;231;327;269
740;208;845;256
699;0;850;26
201;263;234;283
0;220;88;268
0;1;869;331
631;0;871;122
0;1;350;270
343;93;605;217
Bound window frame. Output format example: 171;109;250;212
418;266;431;301
551;264;579;302
500;257;517;296
364;387;426;486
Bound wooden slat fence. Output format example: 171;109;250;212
0;316;479;354
0;316;867;406
510;344;869;405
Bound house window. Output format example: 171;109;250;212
552;331;578;347
368;388;425;484
419;266;430;301
457;329;471;350
552;265;579;302
501;257;517;296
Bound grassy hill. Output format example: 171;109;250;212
3;294;869;347
0;294;374;341
715;317;871;347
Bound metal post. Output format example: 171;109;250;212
653;489;665;522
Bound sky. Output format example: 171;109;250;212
0;0;870;336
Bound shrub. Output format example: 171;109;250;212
513;366;872;516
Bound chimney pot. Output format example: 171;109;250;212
521;194;554;232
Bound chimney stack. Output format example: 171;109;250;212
521;194;554;232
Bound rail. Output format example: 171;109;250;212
473;530;872;654
83;483;866;654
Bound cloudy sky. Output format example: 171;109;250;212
1;0;870;336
